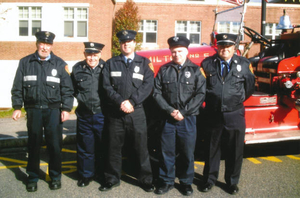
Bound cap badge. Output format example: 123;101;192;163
123;30;128;35
223;35;227;39
90;43;94;47
52;69;57;76
237;65;242;72
134;66;140;73
173;36;179;42
45;31;50;38
185;71;191;78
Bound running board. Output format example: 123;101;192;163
245;130;300;144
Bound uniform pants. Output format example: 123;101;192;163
105;108;153;185
76;112;105;179
159;116;197;185
26;108;62;182
203;107;245;186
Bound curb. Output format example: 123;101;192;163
0;133;77;152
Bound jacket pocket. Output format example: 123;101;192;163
231;71;245;90
206;70;217;88
46;81;60;103
180;78;194;93
162;77;177;93
75;76;89;92
23;81;37;102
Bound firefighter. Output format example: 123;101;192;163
153;36;206;196
200;33;255;194
71;42;106;187
100;30;154;192
11;31;74;192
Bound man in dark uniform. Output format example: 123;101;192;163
153;36;206;196
100;30;154;192
71;42;106;187
11;31;74;192
200;33;255;194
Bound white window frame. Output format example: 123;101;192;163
138;20;158;47
265;23;281;40
175;20;201;46
217;21;243;40
63;7;88;38
18;6;42;37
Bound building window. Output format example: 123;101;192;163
139;20;157;44
175;21;201;45
265;23;281;40
19;7;42;36
217;21;243;40
217;21;240;34
64;7;88;38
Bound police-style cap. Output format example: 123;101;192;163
35;31;55;44
116;30;137;42
167;36;190;49
216;33;237;46
84;42;105;53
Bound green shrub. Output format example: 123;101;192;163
112;0;142;56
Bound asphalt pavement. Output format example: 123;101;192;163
1;114;300;197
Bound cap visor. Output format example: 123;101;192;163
37;39;53;44
85;49;100;53
217;41;235;46
119;38;135;42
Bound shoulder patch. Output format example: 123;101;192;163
249;63;254;74
65;65;70;75
148;62;154;72
200;67;206;78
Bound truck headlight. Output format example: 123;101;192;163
284;80;293;89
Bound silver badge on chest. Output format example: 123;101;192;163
134;66;140;73
52;69;57;76
185;71;191;78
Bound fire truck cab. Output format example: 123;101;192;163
137;1;300;148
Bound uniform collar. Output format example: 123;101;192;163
123;53;135;63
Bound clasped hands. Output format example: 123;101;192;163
121;100;134;114
171;109;184;121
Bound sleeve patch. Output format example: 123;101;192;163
148;62;154;72
249;63;254;74
65;65;70;75
200;67;206;78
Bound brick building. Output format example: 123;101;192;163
0;0;299;107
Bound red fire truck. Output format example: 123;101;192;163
137;0;300;146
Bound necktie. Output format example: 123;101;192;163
221;61;229;77
126;58;132;68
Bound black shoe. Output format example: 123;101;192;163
26;181;37;192
140;183;155;192
50;180;61;190
77;177;91;187
228;184;239;194
179;184;193;196
199;182;214;192
99;182;120;191
154;183;174;195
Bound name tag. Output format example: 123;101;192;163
46;76;60;83
111;71;122;77
133;73;144;81
24;75;37;81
